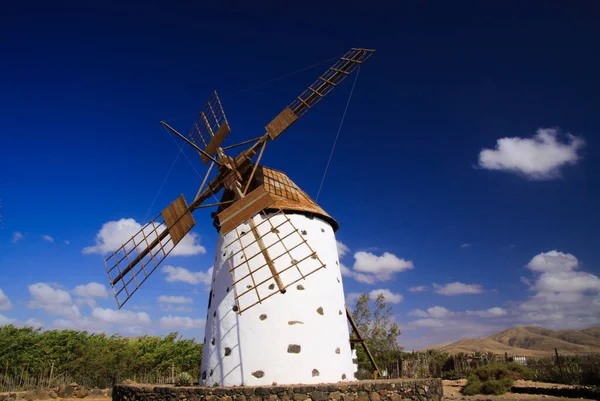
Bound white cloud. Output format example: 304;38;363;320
162;265;212;285
0;315;44;330
42;235;54;243
433;282;483;295
368;289;403;304
159;316;205;331
409;286;427;292
466;307;508;318
341;251;413;283
12;232;24;243
518;250;600;328
526;250;579;274
160;304;194;313
24;318;43;329
64;240;70;245
0;289;12;311
158;295;193;304
52;317;111;333
337;241;350;258
407;318;445;328
0;314;14;326
409;306;453;318
477;127;585;180
73;283;109;299
83;218;206;256
460;243;471;248
28;283;80;318
346;292;362;305
76;298;97;309
91;307;151;325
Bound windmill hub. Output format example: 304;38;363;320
102;48;378;386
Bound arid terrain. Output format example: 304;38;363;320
428;326;600;356
443;379;598;401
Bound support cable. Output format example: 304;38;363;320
315;66;361;202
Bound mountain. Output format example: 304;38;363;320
426;326;600;356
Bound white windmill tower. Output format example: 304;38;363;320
102;48;379;387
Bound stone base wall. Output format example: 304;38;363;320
112;378;442;401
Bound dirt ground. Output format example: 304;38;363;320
443;379;597;401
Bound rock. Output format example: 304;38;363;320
107;389;113;398
369;393;380;401
316;307;324;315
35;389;52;400
293;394;307;401
329;391;341;401
24;392;35;401
312;369;320;377
90;389;104;398
287;344;301;354
70;383;78;388
251;370;264;378
58;385;74;399
356;392;369;401
219;396;232;401
49;390;57;399
311;392;327;401
74;388;89;398
389;394;402;401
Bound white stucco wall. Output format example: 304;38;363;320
200;212;354;386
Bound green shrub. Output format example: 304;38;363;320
174;372;193;387
506;362;534;380
462;375;482;395
480;376;514;395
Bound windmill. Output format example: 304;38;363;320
103;48;379;386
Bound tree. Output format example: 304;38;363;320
351;292;402;375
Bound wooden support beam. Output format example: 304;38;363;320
346;305;380;377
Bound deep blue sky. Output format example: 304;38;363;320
1;1;599;349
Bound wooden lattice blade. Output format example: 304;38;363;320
265;48;375;140
224;210;326;313
188;91;231;165
104;195;196;308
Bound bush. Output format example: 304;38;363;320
174;372;193;387
475;363;533;381
480;376;515;395
462;375;482;395
506;362;534;381
463;363;529;396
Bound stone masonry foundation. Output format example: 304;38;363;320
112;378;442;401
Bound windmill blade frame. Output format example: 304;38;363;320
104;194;196;308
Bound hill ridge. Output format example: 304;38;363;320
425;325;600;356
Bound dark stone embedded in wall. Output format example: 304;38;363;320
288;320;303;325
297;285;304;290
111;378;443;401
268;283;275;290
287;344;301;354
260;314;267;321
311;369;319;377
316;307;324;315
224;347;232;356
335;348;340;354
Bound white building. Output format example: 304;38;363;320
200;166;357;386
